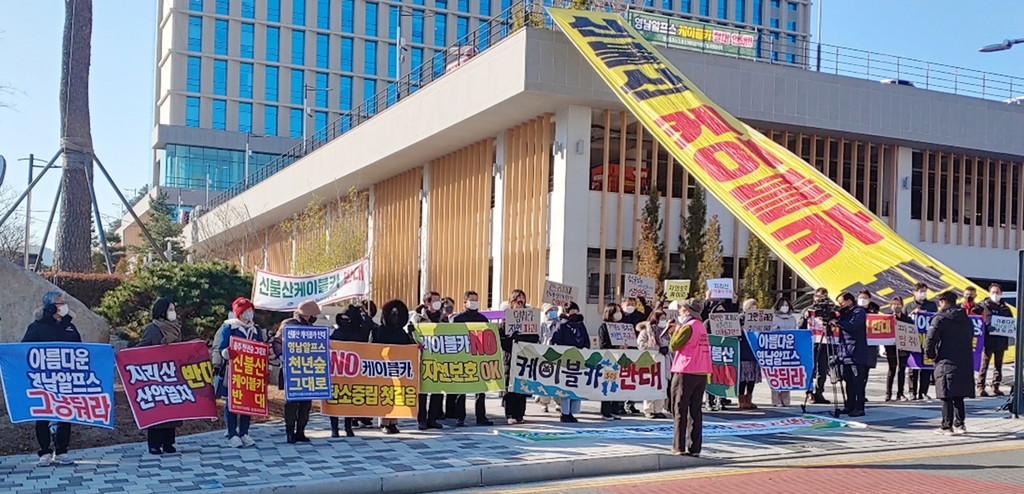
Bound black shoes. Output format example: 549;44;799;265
560;414;579;423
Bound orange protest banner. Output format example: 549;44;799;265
321;341;419;419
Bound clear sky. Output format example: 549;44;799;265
0;0;1021;248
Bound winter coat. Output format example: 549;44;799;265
863;302;881;369
834;306;869;366
978;299;1012;353
452;309;489;323
22;309;81;343
138;320;185;429
215;318;265;398
550;315;590;349
332;306;371;343
738;314;756;363
500;305;539;385
925;307;976;399
772;312;798;330
902;299;938;318
636;322;669;351
620;309;646;328
597;321;636;349
212;319;266;368
412;305;443;324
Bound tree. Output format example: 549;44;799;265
741;232;773;308
0;185;26;264
281;188;367;275
54;0;95;272
677;183;707;295
696;214;724;297
133;190;184;262
635;188;665;297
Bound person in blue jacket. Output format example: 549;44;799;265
549;301;590;423
832;292;869;417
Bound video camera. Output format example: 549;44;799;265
811;299;839;325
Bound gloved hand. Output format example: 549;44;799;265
659;346;669;356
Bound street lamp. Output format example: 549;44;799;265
302;84;333;153
979;38;1024;53
18;154;47;269
395;8;436;101
243;132;272;188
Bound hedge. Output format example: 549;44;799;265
43;272;125;308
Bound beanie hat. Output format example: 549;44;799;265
296;300;322;317
232;297;255;317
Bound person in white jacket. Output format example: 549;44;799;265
770;298;798;407
534;303;560;413
637;309;671;418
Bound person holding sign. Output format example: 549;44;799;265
884;296;912;402
216;297;265;448
597;303;628;420
636;310;671;418
926;291;976;435
371;299;418;434
668;298;711;457
737;299;762;410
833;293;869;417
137;298;184;455
450;291;495;427
770;298;798;407
856;290;881;396
22;290;81;467
903;283;938;401
271;300;322;444
329;305;372;437
977;283;1013;397
549;302;591;423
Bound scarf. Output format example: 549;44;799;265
153;319;181;344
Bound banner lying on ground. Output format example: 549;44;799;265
0;343;115;428
415;323;505;394
281;325;331;401
509;343;668;401
548;8;987;314
744;330;814;391
496;415;865;442
115;341;218;429
322;342;418;418
626;10;757;58
251;259;369;311
906;312;984;371
707;335;739;398
227;337;269;417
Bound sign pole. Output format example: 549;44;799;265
1014;249;1024;419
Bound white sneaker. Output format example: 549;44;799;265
228;436;243;448
541;404;549;413
53;454;73;466
36;454;52;467
933;428;952;436
952;426;967;436
240;434;256;447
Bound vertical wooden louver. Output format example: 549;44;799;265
372;167;423;305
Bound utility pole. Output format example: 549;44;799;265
18;154;47;269
302;84;333;154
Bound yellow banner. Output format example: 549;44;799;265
548;8;983;305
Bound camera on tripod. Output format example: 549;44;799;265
811;299;839;325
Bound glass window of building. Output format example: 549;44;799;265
266;26;280;61
770;18;779;28
479;23;489;49
241;23;254;58
315;111;327;136
366;3;378;37
414;0;423;5
363;79;376;115
387;83;397;106
315;72;329;106
456;17;468;42
432;51;444;78
212;99;227;130
458;0;469;12
316;33;329;68
188;16;202;52
787;20;796;31
265;66;279;101
434;14;447;46
736;0;746;22
787;1;796;10
239;62;253;98
699;0;709;16
389;7;399;39
185;97;200;127
437;0;447;8
241;0;255;18
411;11;424;43
190;0;203;12
341;37;353;71
770;0;779;7
410;48;423;83
267;0;281;22
292;30;305;65
216;0;229;15
480;0;490;16
679;0;691;12
717;0;726;19
293;0;306;25
291;69;304;104
186;56;201;92
341;0;354;33
239;102;253;133
364;40;377;75
264;105;279;136
339;75;352;110
387;44;396;78
289;108;302;138
214;20;228;55
213;60;227;95
753;0;762;24
786;34;796;63
317;0;330;29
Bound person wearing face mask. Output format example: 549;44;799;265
977;283;1012;397
271;300;322;444
926;291;975;435
549;302;590;422
23;291;81;467
138;298;184;454
412;291;444;325
857;290;881;399
371;299;418;434
440;297;457;322
215;297;265;448
500;289;537;425
799;287;834;405
449;291;494;427
961;287;983;316
668;298;711;457
597;303;627;420
535;303;560;413
884;296;912;402
832;292;869;417
902;283;937;400
411;291;448;424
329;305;372;437
770;298;798;407
619;297;648;414
637;309;671;418
737;299;763;410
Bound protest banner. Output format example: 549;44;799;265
906;312;984;371
416;323;505;393
895;321;921;353
227;337;269;417
663;280;691;301
281;325;331;401
510;343;667;401
707;334;739;398
808;311;840;344
625;10;758;58
0;342;115;428
114;341;217;429
706;278;734;300
708;312;741;337
624;274;656;299
251;258;368;311
604;322;638;348
990;315;1016;338
505;308;541;335
542;280;579;307
322;342;419;418
866;314;896;346
743;310;774;332
744;330;814;391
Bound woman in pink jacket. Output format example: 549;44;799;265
668;298;711;457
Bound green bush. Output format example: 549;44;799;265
44;272;125;308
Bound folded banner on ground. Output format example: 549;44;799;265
907;312;984;371
0;342;115;428
509;343;668;401
227;337;269;417
322;342;419;418
744;330;814;391
281;325;331;400
251;258;369;311
707;335;739;398
866;314;896;346
115;341;217;429
415;323;505;394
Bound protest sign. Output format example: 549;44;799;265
706;278;734;299
281;325;331;400
743;310;774;332
510;343;667;401
808;311;839;344
0;342;115;428
745;330;814;391
708;312;741;337
542;280;579;307
866;314;896;346
227;337;269;417
624;274;656;299
663;280;691;301
907;313;984;371
505;308;541;335
416;323;505;393
895;321;921;353
707;335;739;398
252;258;368;311
990;315;1016;338
322;342;419;418
604;322;638;347
115;341;217;429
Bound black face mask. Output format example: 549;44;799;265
965;296;975;303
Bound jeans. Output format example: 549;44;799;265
560;398;581;415
842;364;868;413
977;349;1005;386
941;397;966;429
36;421;70;457
671;373;706;454
225;410;251;438
884;346;907;397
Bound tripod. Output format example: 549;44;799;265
801;322;846;418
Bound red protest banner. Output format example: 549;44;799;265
227;337;269;417
115;341;218;429
866;314;895;346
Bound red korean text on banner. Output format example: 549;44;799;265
865;314;896;346
227;337;269;417
115;341;219;429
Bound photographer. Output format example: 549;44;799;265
833;292;868;417
799;287;834;404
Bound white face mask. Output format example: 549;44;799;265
677;315;688;324
57;304;69;317
167;310;177;322
467;301;480;310
431;301;442;311
623;306;636;314
857;298;870;308
657;320;668;329
241;310;254;322
612;312;622;322
914;291;927;301
991;294;1002;303
779;305;790;314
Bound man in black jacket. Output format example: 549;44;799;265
977;283;1012;397
329;305;371;437
411;291;446;430
23;291;81;467
903;282;938;400
833;292;868;417
926;291;975;435
449;291;494;426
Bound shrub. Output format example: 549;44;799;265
43;272;125;308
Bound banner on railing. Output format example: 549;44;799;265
625;10;757;58
509;343;668;401
115;341;218;429
251;259;369;311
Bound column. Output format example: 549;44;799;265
548;106;591;298
419;162;430;302
894;146;915;239
491;131;506;310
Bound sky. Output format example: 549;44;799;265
0;0;1021;249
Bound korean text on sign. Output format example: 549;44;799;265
706;278;734;299
990;315;1016;338
509;343;667;401
663;279;691;301
542;280;579;307
227;337;269;417
281;325;331;401
624;274;656;299
708;312;741;337
0;342;115;428
745;330;813;391
252;258;369;311
743;310;774;332
115;341;218;429
322;341;419;418
895;321;921;353
865;314;895;346
417;323;505;394
505;308;541;335
707;334;739;398
605;323;638;347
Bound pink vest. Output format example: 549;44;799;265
671;317;712;375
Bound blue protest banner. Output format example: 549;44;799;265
0;342;115;428
906;312;985;371
281;325;331;400
744;330;814;391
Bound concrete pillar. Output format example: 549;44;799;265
491;132;506;310
894;146;915;239
549;106;591;299
419;163;430;303
366;185;375;298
